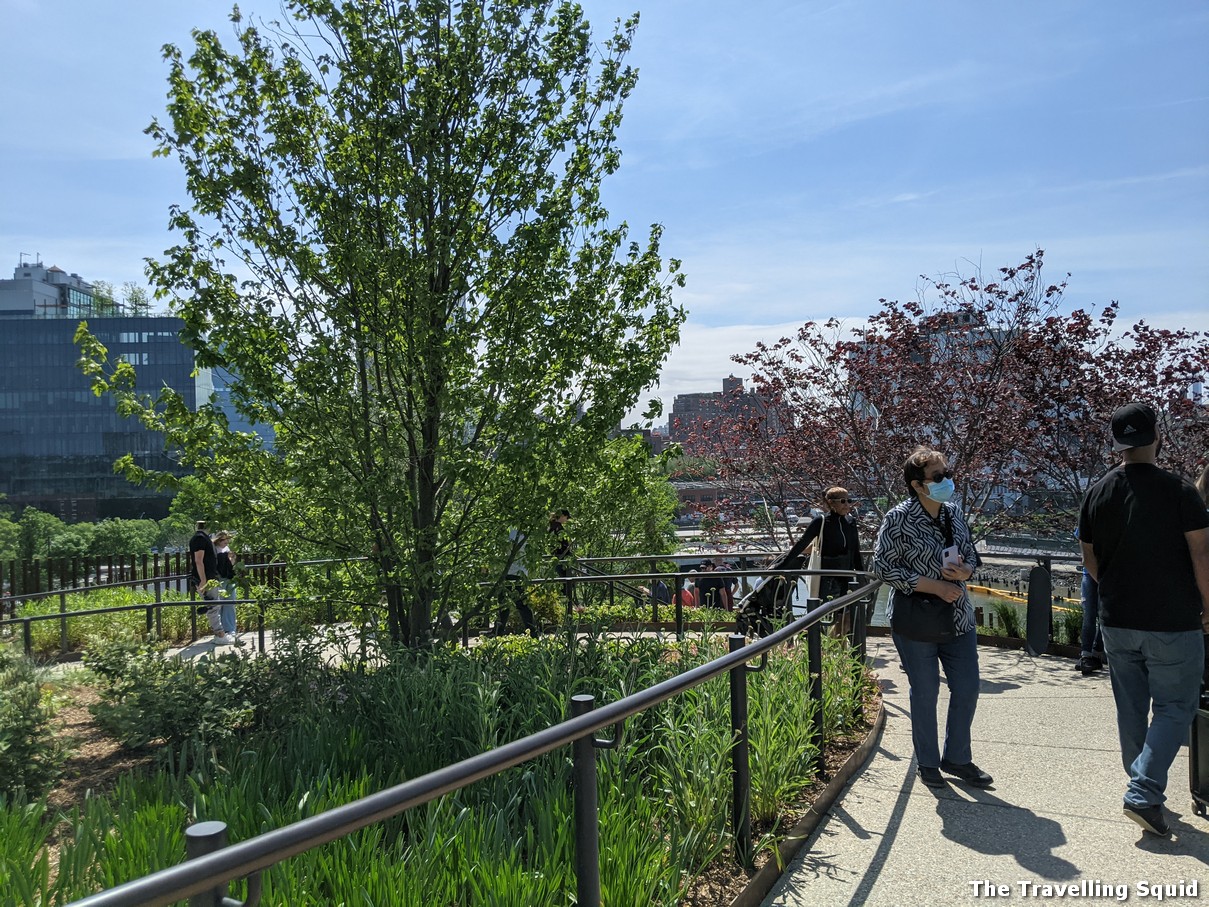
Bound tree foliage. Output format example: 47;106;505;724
694;250;1207;537
79;0;684;643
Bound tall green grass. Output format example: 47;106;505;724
1;629;873;905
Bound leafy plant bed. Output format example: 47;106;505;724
681;691;884;907
3;628;876;905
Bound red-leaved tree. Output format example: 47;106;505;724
695;250;1207;539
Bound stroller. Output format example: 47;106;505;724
736;530;815;638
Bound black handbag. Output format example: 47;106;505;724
890;589;955;643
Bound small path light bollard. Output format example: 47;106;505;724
184;820;261;907
185;822;230;907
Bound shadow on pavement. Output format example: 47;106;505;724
934;786;1078;880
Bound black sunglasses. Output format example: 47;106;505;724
927;470;954;482
829;497;854;504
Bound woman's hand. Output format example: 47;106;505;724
933;581;964;603
916;576;963;603
941;562;973;582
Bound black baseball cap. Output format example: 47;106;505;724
1111;402;1157;452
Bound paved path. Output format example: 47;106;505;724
764;640;1208;907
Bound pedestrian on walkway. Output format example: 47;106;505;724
1078;402;1209;837
493;529;538;638
799;486;865;635
212;530;244;647
189;521;236;646
871;446;992;790
548;509;575;608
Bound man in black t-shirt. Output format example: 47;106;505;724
189;520;233;645
1079;402;1209;838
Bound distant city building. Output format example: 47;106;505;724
612;424;667;456
0;257;263;521
669;375;776;451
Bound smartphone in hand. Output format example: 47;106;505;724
941;545;961;569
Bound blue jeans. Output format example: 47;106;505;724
1101;626;1203;809
220;581;237;634
1080;572;1104;657
892;628;980;768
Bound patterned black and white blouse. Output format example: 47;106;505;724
871;497;979;636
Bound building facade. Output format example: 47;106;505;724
669;375;777;450
0;259;203;520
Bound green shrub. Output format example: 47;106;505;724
992;601;1023;638
0;647;64;798
84;639;271;749
1056;605;1083;647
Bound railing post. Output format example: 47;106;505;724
155;580;163;639
650;579;659;625
849;579;866;722
570;694;602;907
59;591;69;655
189;585;198;642
807;604;826;774
185;821;229;907
258;601;266;654
674;574;684;641
728;633;752;866
23;617;33;658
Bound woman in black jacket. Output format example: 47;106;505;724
800;486;864;603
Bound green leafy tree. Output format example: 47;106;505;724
0;514;18;562
563;436;678;561
80;1;683;644
17;509;64;561
90;519;161;557
90;280;121;316
121;281;153;316
49;523;96;559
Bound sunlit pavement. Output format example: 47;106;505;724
763;642;1208;907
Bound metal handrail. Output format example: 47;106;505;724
65;578;876;907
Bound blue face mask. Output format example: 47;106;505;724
925;477;955;503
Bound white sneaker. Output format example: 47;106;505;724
213;633;234;646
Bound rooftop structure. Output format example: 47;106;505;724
0;256;107;318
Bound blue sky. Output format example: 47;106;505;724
2;1;1207;423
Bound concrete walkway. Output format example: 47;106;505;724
764;639;1208;906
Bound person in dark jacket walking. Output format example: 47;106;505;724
1079;402;1209;837
799;487;864;602
548;510;575;608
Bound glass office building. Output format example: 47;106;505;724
0;314;200;521
0;260;204;520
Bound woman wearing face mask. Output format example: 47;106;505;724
871;446;988;790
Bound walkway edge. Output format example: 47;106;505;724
729;700;887;907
